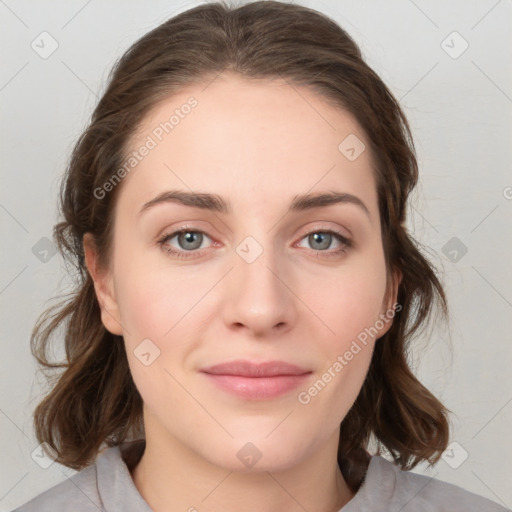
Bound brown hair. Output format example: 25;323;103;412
31;0;450;492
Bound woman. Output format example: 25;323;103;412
13;1;509;511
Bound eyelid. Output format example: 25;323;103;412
297;222;351;241
294;228;352;254
157;225;215;249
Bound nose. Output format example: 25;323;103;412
222;242;298;338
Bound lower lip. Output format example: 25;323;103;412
202;373;311;400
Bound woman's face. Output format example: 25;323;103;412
89;73;397;472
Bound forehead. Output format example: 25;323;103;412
119;72;378;218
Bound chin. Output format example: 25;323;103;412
196;431;315;474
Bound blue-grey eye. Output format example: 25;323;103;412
308;232;333;250
176;231;203;250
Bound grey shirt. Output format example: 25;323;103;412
12;440;510;511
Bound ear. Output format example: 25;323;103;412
83;233;123;336
376;267;403;339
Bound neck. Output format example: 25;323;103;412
130;429;354;512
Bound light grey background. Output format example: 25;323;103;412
1;0;511;510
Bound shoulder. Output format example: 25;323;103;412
352;455;510;512
11;441;150;512
10;464;101;512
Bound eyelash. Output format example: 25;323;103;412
157;226;352;260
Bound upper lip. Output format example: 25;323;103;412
200;360;311;377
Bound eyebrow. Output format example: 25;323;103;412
138;189;371;218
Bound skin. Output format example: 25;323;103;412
84;72;399;512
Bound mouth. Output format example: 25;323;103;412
200;360;312;400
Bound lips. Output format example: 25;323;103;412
201;360;311;377
200;360;312;400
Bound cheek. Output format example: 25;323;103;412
306;257;388;347
113;247;206;342
115;263;201;411
116;279;172;340
297;267;387;422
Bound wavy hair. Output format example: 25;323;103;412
31;0;450;492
